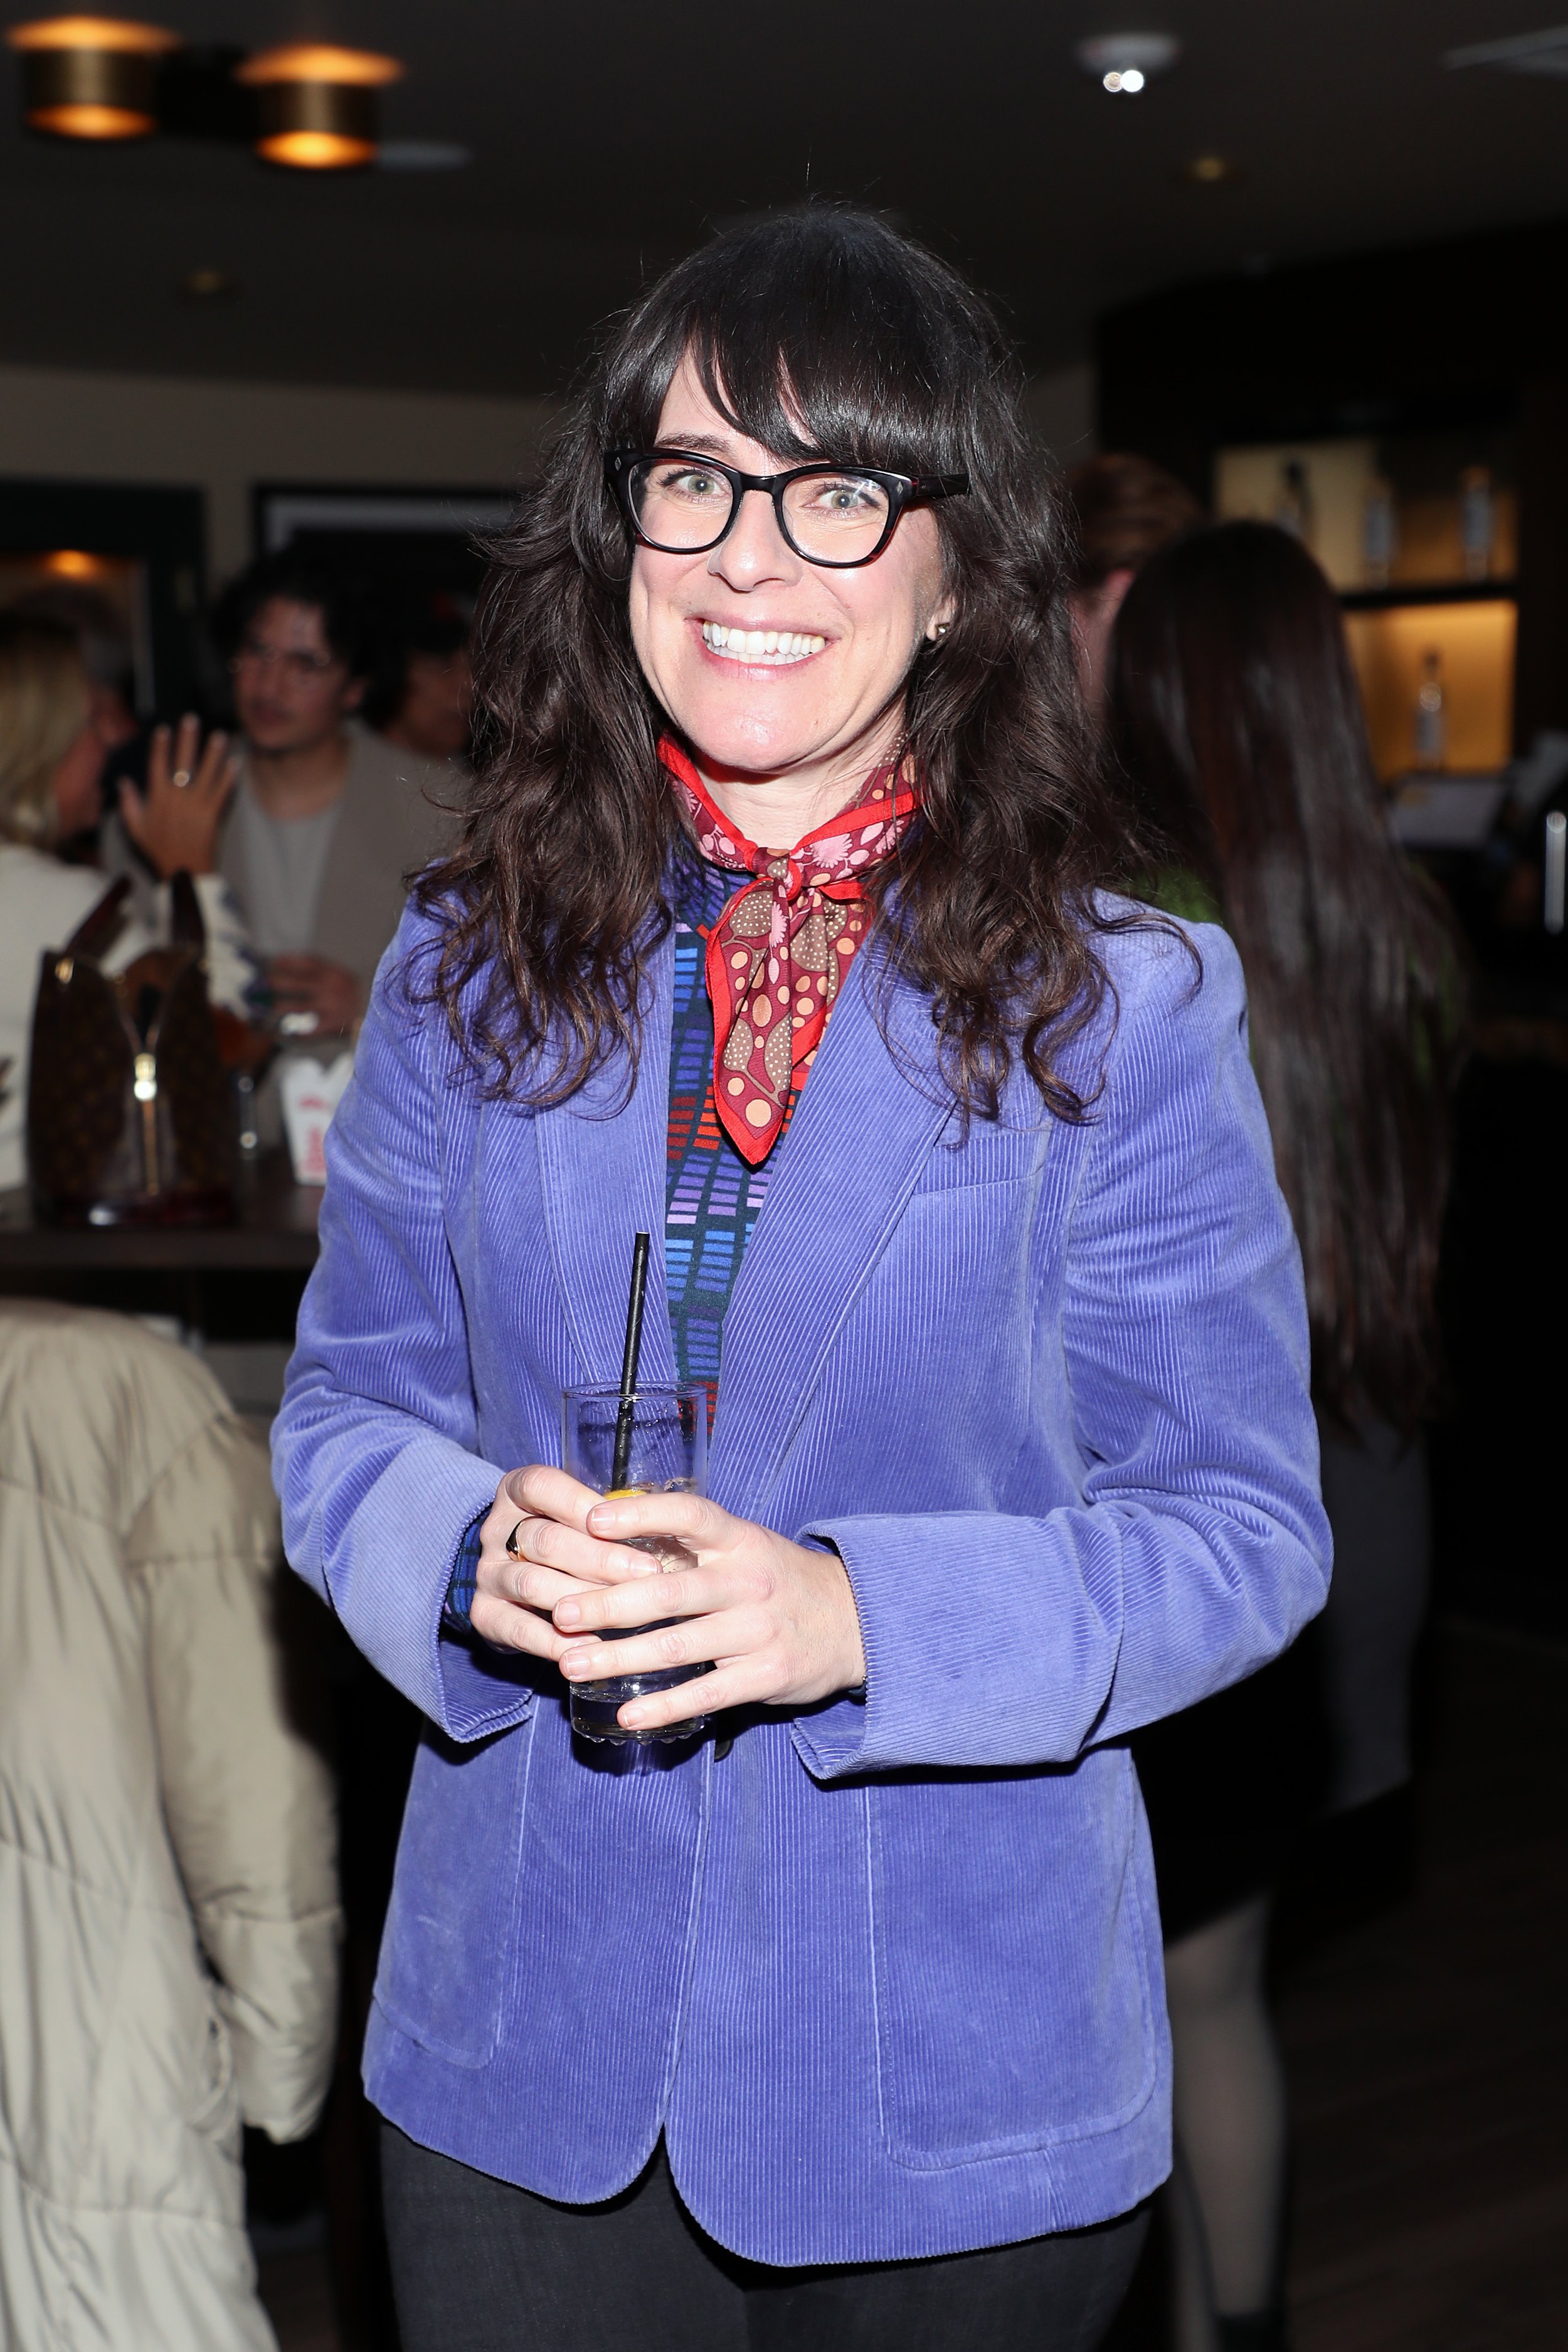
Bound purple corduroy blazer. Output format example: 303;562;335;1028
273;894;1330;2265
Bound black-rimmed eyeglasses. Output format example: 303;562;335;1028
605;448;969;569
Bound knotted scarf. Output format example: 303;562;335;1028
660;737;919;1163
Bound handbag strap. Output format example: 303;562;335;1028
62;876;131;962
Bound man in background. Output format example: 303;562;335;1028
213;551;458;1032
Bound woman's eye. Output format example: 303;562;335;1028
659;469;724;502
801;477;885;518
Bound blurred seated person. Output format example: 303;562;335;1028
109;551;456;1038
0;1302;341;2352
0;612;255;1193
1061;451;1202;713
364;587;474;763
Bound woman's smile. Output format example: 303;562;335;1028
697;620;828;666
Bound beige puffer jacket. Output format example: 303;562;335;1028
0;1303;342;2352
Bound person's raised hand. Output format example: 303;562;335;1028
472;1464;867;1735
118;713;238;878
267;954;366;1036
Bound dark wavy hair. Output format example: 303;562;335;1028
411;205;1150;1120
1109;520;1464;1430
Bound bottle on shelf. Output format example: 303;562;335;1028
1362;477;1396;588
1459;466;1495;582
1275;456;1313;545
1414;649;1446;772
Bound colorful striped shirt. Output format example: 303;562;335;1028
445;842;790;1628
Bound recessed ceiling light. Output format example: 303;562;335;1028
179;265;238;302
1184;153;1239;184
1074;32;1181;93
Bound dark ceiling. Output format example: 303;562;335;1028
0;1;1564;396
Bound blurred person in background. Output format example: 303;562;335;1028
0;1302;341;2352
1110;520;1462;2352
9;576;140;778
364;586;475;763
0;612;255;1194
105;550;457;1040
1062;452;1203;714
211;551;457;1033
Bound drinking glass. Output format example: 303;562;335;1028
561;1381;709;1743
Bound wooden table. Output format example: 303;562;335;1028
0;1152;320;1272
0;1154;319;1336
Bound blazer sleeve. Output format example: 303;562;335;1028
271;915;519;1739
132;1410;342;2144
792;923;1332;1779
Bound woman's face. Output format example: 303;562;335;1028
627;353;954;823
48;710;113;838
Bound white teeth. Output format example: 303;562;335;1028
700;622;826;663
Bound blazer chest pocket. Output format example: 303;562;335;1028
374;1715;534;2070
910;1120;1049;1195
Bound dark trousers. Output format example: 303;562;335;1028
381;2121;1147;2352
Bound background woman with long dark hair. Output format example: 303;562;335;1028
275;215;1328;2352
1110;519;1462;2352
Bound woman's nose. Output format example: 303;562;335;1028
707;487;802;590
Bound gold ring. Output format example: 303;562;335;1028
505;1519;527;1557
171;769;193;789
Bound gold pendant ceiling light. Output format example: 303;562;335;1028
6;16;179;140
236;44;404;171
4;19;405;166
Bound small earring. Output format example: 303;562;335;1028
932;620;951;639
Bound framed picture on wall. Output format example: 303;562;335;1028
251;483;518;614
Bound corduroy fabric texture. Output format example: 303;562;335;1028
273;891;1330;2267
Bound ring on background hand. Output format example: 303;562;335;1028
506;1519;527;1557
171;769;193;789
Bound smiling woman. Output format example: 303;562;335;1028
272;206;1330;2352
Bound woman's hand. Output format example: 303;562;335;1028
471;1464;867;1735
119;713;238;878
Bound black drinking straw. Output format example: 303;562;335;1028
611;1232;650;1490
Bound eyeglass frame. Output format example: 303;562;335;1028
604;447;970;570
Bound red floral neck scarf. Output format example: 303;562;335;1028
660;738;920;1164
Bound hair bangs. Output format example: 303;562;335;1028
605;210;991;480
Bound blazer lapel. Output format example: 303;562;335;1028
533;927;679;1392
709;945;955;1519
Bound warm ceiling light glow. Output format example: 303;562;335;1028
6;14;179;139
44;548;109;578
6;15;175;51
234;43;403;169
1185;153;1239;183
234;44;404;89
257;128;375;169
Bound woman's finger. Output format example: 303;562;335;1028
585;1487;731;1546
616;1660;765;1734
469;1590;591;1661
558;1604;766;1686
553;1560;734;1633
503;1511;660;1588
509;1461;610;1530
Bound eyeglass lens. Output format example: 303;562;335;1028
628;458;893;562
